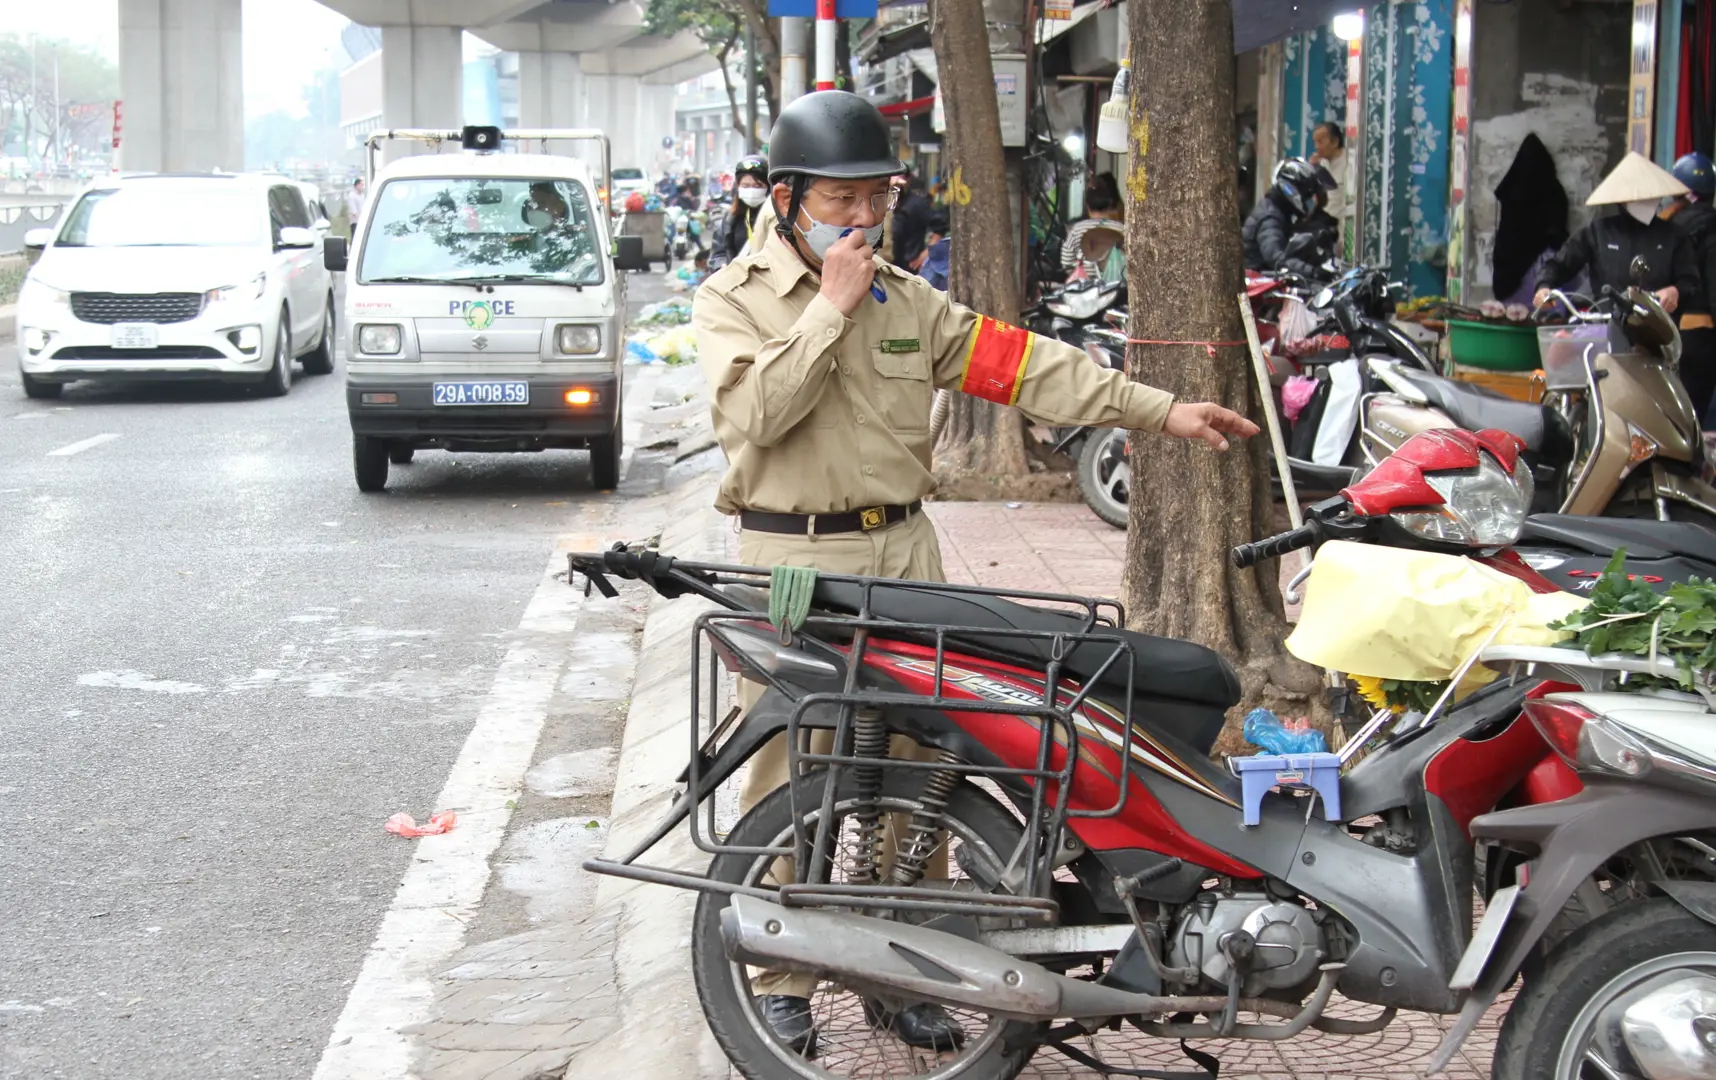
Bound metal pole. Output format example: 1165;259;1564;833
815;0;837;90
53;54;61;165
28;34;36;173
781;18;809;103
745;22;759;151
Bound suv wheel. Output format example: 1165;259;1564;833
354;435;389;492
301;296;335;376
261;310;292;397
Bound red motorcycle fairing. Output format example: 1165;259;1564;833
862;639;1263;880
1342;428;1526;516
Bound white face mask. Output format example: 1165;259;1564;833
525;208;553;229
795;205;883;261
737;186;768;208
1625;199;1659;225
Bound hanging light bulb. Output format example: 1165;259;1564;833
1332;11;1365;41
1095;60;1130;155
1063;129;1086;157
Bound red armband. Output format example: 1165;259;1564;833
957;316;1035;406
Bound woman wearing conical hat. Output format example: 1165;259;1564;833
1532;151;1699;317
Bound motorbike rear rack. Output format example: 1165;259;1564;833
571;546;1150;922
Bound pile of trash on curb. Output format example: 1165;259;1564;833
627;297;698;365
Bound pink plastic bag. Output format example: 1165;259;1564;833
385;811;457;837
1281;375;1319;422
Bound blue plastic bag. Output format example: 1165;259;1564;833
1242;707;1328;755
625;339;659;364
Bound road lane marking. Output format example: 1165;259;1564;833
312;537;597;1080
47;433;120;457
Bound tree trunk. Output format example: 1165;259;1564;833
1121;0;1323;745
928;0;1030;483
717;31;744;136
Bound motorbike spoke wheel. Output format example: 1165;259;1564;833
1494;899;1716;1080
693;769;1037;1080
1076;429;1129;530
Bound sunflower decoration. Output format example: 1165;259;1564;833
1350;674;1449;716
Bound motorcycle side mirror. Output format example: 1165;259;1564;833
1284;232;1318;257
1630;255;1651;284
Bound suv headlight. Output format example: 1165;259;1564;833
1391;450;1530;547
556;324;601;355
207;273;267;304
358;324;403;355
18;276;70;311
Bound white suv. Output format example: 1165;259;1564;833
16;173;336;399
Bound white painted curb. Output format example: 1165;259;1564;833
563;480;731;1080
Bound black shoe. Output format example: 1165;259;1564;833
759;994;818;1057
863;998;967;1050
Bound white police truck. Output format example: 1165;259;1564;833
324;126;648;492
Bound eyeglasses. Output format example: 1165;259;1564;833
807;186;899;216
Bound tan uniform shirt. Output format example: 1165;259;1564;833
692;230;1174;515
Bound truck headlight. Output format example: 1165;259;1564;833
358;324;403;355
207;273;267;304
556;324;601;355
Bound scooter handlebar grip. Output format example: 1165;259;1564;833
1230;525;1317;569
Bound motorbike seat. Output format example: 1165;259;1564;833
806;580;1242;754
1390;368;1546;451
1520;514;1716;565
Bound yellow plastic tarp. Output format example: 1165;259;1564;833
1284;541;1588;682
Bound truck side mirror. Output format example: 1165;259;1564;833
614;235;648;272
324;236;348;273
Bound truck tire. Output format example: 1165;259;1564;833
354;435;389;492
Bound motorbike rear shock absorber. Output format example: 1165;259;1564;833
847;708;889;886
889;750;963;889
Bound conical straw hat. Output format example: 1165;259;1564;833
1586;151;1689;206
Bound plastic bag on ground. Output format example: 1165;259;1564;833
385;811;456;837
1242;707;1328;755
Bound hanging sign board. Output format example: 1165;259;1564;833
1044;0;1074;19
768;0;878;16
1627;0;1658;155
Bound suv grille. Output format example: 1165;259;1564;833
71;292;205;325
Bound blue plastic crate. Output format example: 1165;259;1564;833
1230;752;1343;826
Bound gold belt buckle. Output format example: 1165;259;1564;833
858;506;887;531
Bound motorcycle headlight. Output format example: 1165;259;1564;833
1046;288;1110;321
1391;450;1529;547
207;273;267;304
556;324;601;355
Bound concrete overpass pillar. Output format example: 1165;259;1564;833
516;51;585;129
117;0;243;173
379;25;464;162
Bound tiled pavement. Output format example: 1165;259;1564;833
924;499;1502;1079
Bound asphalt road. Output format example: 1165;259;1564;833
0;272;681;1078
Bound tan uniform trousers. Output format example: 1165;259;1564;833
736;509;951;998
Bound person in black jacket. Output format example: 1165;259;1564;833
1533;152;1696;315
1243;157;1329;281
712;153;769;268
1665;152;1716;422
889;171;934;271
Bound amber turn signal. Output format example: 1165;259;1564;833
564;388;596;406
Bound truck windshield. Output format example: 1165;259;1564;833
357;177;604;286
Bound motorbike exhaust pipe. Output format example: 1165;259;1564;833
721;894;1201;1022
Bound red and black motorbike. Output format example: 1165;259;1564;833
572;427;1716;1080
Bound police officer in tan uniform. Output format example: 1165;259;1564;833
693;91;1257;1056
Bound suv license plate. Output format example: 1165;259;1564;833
433;381;529;406
111;324;159;349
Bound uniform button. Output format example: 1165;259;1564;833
826;328;838;339
842;366;852;376
855;413;866;424
864;465;876;475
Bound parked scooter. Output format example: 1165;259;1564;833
569;425;1716;1080
1362;278;1716;529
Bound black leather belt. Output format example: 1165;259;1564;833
740;501;923;536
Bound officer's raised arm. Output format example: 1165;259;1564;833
918;282;1257;450
692;274;848;448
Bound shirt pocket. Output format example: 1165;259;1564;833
870;346;933;431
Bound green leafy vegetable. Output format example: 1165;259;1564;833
1548;549;1716;688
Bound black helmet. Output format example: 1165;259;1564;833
766;91;905;183
1673;152;1715;198
1271;157;1328;218
734;153;769;185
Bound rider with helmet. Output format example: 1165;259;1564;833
691;89;1256;1060
1242;157;1332;281
1664;152;1716;420
714;153;770;268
